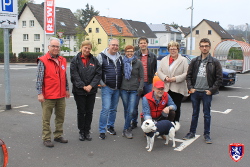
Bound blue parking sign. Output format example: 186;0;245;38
1;0;13;12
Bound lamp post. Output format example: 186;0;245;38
246;23;249;43
187;0;194;55
159;35;166;46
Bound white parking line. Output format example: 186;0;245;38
13;105;29;108
174;135;200;151
228;95;249;99
19;111;35;115
211;109;232;114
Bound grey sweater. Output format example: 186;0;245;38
121;58;144;92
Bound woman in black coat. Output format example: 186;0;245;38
70;40;102;141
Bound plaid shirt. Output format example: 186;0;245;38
36;57;69;95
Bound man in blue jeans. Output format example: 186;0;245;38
183;38;222;144
96;39;123;140
131;36;157;129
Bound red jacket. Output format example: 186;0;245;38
38;52;67;99
144;91;169;118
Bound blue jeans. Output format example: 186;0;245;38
99;86;120;133
189;91;212;135
132;82;152;124
120;90;137;130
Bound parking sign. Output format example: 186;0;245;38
0;0;18;29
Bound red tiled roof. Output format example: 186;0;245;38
95;16;133;37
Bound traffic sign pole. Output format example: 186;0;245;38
4;28;11;110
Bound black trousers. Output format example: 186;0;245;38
73;93;96;134
168;90;184;122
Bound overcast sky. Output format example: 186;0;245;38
35;0;249;30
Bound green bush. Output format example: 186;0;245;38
63;56;75;62
18;52;43;63
0;52;16;63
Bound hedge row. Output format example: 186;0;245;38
0;52;74;63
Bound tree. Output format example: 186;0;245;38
170;22;179;29
74;4;100;28
118;36;126;52
18;0;34;13
75;27;87;51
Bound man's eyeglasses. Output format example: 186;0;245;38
126;51;134;53
111;44;119;47
50;45;60;49
199;45;210;48
169;49;178;51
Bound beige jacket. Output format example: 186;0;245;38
157;54;189;96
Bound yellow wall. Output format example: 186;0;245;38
85;17;136;56
187;21;222;56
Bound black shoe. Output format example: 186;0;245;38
131;122;137;129
107;127;116;135
54;137;68;143
204;134;212;144
99;133;106;140
122;129;133;139
84;133;92;141
79;133;85;141
183;132;195;140
43;140;54;147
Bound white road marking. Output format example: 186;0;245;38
174;135;200;151
96;97;101;99
228;95;249;99
13;105;28;108
211;109;232;114
19;111;35;115
0;110;4;113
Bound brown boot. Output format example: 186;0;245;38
43;140;54;147
54;137;68;143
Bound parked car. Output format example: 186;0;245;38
154;54;237;100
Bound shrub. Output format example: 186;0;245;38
18;52;43;63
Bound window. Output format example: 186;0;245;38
23;34;28;41
96;28;99;33
23;47;29;52
22;21;26;27
150;39;154;44
30;20;34;27
74;36;76;40
98;38;101;44
196;30;199;35
34;34;40;41
74;47;77;52
60;22;66;26
123;39;125;43
93;21;95;23
86;38;89;40
208;30;212;35
34;48;40;52
89;28;92;33
64;35;70;40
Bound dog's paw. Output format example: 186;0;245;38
147;149;152;152
164;142;169;145
146;146;149;149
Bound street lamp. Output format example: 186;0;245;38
159;35;166;46
187;0;194;55
246;23;248;43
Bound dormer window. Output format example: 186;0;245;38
60;22;66;26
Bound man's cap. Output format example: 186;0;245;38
154;81;164;89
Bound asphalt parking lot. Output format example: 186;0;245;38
0;64;249;167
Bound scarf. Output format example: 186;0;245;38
123;56;135;80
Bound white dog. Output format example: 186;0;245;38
141;119;180;152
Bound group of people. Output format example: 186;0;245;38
36;37;222;148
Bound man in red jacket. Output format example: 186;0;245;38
36;37;70;147
142;81;176;122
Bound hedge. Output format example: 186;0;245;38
0;52;16;63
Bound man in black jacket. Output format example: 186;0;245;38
131;36;157;129
183;38;222;144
